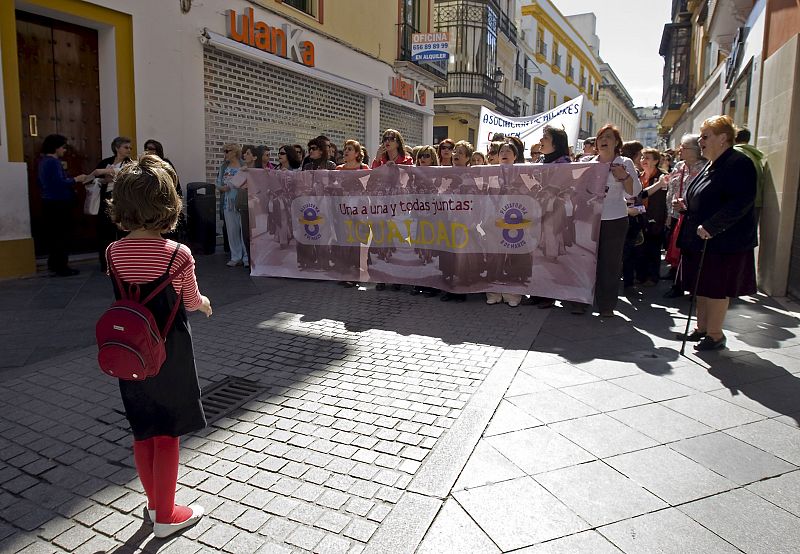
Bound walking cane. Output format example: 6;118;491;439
680;239;709;355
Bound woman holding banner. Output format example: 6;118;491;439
576;125;641;317
486;141;526;307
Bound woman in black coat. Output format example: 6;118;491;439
674;115;757;351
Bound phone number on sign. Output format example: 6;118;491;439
411;42;448;51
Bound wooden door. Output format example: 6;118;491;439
16;11;102;255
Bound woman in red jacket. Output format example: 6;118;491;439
372;129;414;168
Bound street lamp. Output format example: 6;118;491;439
492;67;504;89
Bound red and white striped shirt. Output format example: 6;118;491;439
106;239;202;311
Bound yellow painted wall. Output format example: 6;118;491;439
0;0;135;278
259;0;432;65
433;114;473;144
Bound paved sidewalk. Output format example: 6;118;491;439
1;255;799;553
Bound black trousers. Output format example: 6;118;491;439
42;199;73;272
595;217;628;312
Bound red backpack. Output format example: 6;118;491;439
96;249;189;380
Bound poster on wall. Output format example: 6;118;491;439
477;96;584;156
235;163;609;303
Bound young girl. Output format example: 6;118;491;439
106;155;212;539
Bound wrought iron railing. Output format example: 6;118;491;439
436;72;520;116
497;8;517;45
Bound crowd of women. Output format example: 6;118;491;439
213;116;759;350
42;113;758;352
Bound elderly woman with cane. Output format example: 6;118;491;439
673;115;758;351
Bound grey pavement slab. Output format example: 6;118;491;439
605;446;736;505
486;426;595;475
607;403;714;444
514;531;622;553
599;507;741;554
453;477;589;551
550;414;658;458
671;431;797;485
679;488;800;554
609;373;696;402
416;498;500;554
747;469;800;516
507;389;599;424
452;440;525;491
559;380;650;413
661;392;765;430
482;399;543;437
725;418;800;464
534;461;667;527
503;370;553;398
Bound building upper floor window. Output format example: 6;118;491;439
280;0;319;19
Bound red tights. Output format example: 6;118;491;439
133;436;192;524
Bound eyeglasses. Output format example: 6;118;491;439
279;151;287;155
383;136;396;142
309;146;319;151
223;149;233;153
439;144;453;150
418;153;432;159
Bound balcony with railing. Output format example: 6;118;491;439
396;21;448;83
497;8;517;45
435;72;520;116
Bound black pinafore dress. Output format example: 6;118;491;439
111;246;207;440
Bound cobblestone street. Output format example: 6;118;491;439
1;254;800;553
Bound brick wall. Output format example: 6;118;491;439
203;47;367;181
379;101;424;148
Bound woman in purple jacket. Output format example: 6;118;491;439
37;134;90;276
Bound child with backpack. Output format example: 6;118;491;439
104;155;212;538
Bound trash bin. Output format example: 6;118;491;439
186;182;217;255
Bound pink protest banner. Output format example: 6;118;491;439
239;163;609;303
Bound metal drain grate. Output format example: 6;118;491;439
201;377;265;425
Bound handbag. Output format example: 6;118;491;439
665;166;687;268
84;178;102;215
235;186;249;212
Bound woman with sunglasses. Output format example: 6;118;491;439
303;137;336;171
437;139;455;166
277;145;302;171
415;145;439;167
372;129;413;168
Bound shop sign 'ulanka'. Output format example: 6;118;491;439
227;7;315;67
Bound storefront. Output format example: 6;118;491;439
0;0;435;277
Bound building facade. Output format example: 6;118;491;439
597;62;638;142
635;106;662;147
431;0;522;145
518;2;601;140
658;0;800;297
0;0;440;278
